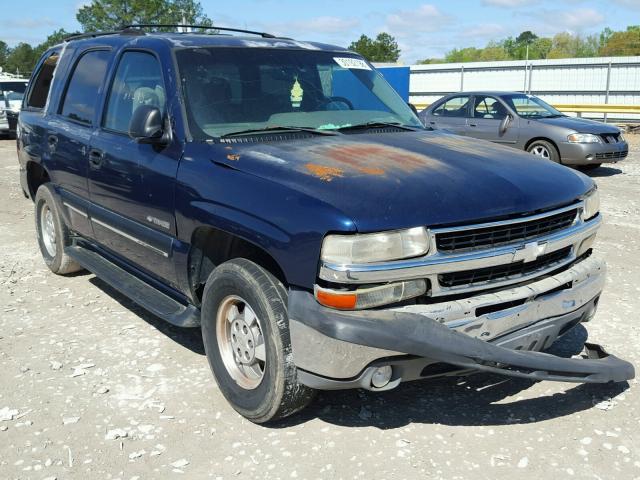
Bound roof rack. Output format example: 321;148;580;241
121;24;278;39
64;27;143;42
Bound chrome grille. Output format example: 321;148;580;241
595;150;628;160
435;209;578;253
439;246;572;288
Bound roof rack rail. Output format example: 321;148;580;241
121;24;277;39
64;27;143;42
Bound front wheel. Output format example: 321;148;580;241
527;140;560;163
201;259;315;423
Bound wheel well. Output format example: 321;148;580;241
525;137;560;156
26;162;50;199
187;226;287;306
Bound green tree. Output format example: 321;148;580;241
4;43;36;76
76;0;211;31
348;33;400;62
0;40;9;70
599;26;640;56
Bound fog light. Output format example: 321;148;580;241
371;366;393;388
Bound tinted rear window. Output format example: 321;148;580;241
60;50;111;124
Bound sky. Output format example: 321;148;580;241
1;0;638;63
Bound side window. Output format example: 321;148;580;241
103;51;166;133
432;96;470;117
26;52;60;109
474;96;507;119
60;50;110;124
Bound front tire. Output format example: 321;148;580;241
201;259;315;423
527;140;560;163
34;184;83;274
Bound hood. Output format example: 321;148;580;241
535;115;620;134
213;131;593;232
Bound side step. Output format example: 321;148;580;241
66;245;200;327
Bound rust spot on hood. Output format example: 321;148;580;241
227;154;241;161
300;143;447;180
305;163;344;182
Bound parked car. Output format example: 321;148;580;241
420;92;629;169
18;27;634;423
0;76;29;138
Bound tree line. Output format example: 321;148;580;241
1;0;639;75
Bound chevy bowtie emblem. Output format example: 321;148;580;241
513;241;547;263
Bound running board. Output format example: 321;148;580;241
65;245;200;327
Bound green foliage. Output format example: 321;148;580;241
420;26;640;64
76;0;211;31
348;33;400;62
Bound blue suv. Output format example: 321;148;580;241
17;26;633;423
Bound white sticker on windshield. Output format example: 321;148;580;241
333;57;371;70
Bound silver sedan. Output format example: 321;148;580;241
419;92;628;169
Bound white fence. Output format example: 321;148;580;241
409;56;640;121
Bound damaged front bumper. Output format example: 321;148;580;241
289;256;634;390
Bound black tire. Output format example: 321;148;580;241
527;139;560;163
201;258;315;423
34;184;83;275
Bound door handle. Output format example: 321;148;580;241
429;121;436;125
469;123;478;127
88;148;104;168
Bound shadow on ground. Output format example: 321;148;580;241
87;275;630;429
583;165;623;177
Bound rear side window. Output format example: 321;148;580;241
60;50;110;124
433;96;470;118
27;52;59;109
103;51;165;133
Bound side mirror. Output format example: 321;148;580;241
129;105;166;144
499;114;513;135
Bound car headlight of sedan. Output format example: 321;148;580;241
582;188;600;221
321;227;430;265
567;133;601;144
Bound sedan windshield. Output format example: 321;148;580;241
0;81;28;110
175;47;422;139
501;93;564;119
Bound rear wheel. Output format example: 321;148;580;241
34;184;83;274
201;259;315;423
527;140;560;163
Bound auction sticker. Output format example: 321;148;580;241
333;57;371;70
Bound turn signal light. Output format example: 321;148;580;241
314;280;427;310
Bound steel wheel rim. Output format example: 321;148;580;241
530;145;550;158
40;205;57;257
216;295;266;390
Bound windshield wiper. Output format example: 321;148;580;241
336;121;420;132
219;126;338;139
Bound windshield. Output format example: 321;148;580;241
0;81;28;109
175;47;422;139
502;94;563;118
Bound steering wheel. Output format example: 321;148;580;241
316;96;354;111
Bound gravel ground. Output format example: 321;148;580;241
0;136;639;480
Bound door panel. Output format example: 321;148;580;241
428;95;471;135
88;50;180;285
468;96;519;144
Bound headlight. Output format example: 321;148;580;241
568;133;601;144
583;189;600;221
321;227;430;264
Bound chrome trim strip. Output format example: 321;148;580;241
91;218;169;258
319;214;600;294
63;202;88;218
431;202;581;234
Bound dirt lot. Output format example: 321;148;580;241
1;136;639;480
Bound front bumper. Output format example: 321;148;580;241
558;140;628;165
289;256;634;389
